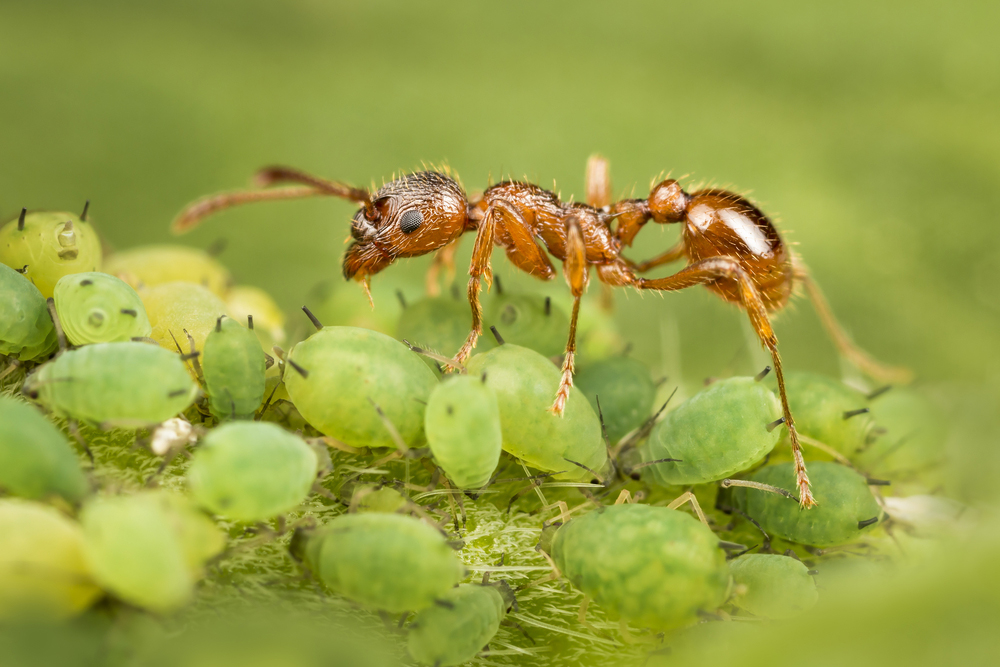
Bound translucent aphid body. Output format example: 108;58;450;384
781;373;875;456
284;326;438;450
551;503;729;629
0;396;88;503
23;341;199;427
480;291;568;357
734;462;883;547
0;262;57;360
188;422;318;522
224;284;287;351
407;583;510;666
729;553;818;619
139;281;229;355
425;375;502;489
201;316;266;420
466;344;607;480
641;376;782;486
396;296;471;366
53;272;151;345
296;512;464;613
0;210;102;298
103;244;232;298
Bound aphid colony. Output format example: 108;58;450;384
0;202;949;666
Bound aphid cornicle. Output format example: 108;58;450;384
0;261;58;361
172;157;912;506
201;316;267;420
53;271;152;346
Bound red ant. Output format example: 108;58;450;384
172;156;910;507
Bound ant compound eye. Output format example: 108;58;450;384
399;209;422;235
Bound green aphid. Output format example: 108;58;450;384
855;387;948;476
0;396;88;503
81;491;222;612
549;503;730;629
284;326;438;450
729;553;818;619
53;272;152;346
139;281;229;355
396;296;471;368
481;290;568;357
466;344;608;480
640;376;782;486
351;485;409;513
103;244;233;298
734;462;884;547
781;372;875;456
224;284;287;352
575;356;656;444
23;341;200;428
0;209;103;299
294;512;464;613
201;316;266;420
0;261;58;360
0;499;102;620
425;375;502;489
187;422;318;522
407;582;513;666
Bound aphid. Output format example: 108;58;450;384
732;461;884;547
52;271;152;346
0;261;58;361
728;553;818;619
0;208;102;298
0;396;89;503
314;276;407;336
80;490;223;612
466;343;608;481
172;158;911;504
349;484;409;513
396;295;472;368
779;372;875;457
480;289;568;357
425;374;502;489
201;316;266;420
187;421;319;522
103;244;233;298
139;281;229;355
548;502;730;629
224;284;288;351
284;324;438;450
22;341;200;428
574;355;656;444
639;375;782;486
292;512;464;613
0;498;102;619
854;386;948;477
407;582;514;666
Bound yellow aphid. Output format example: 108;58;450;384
104;244;232;298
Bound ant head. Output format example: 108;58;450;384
342;171;469;281
648;179;689;223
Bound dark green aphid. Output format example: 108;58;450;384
466;344;608;480
481;290;568;357
187;422;318;522
779;372;875;457
0;262;58;361
396;296;471;369
425;375;502;489
0;396;88;503
729;553;818;619
733;462;884;547
294;512;464;613
550;503;729;629
53;272;151;345
0;209;102;298
0;498;102;619
201;316;266;420
23;341;199;427
640;376;782;486
284;325;438;450
407;582;513;666
574;356;656;444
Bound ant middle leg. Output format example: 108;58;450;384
550;216;589;416
623;240;687;273
634;257;817;508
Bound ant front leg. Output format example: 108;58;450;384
636;257;817;508
550;215;589;416
454;205;498;365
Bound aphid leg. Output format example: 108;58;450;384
425;237;462;297
720;479;799;503
636;258;817;508
798;434;854;466
182;329;204;378
550;216;589;415
0;358;22;382
613;489;633;505
66;419;94;464
368;398;410;455
45;298;68;352
792;258;912;384
576;595;605;635
666;491;709;526
454;204;497;365
618;618;637;644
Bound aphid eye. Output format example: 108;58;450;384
400;209;422;234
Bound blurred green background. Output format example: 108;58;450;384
2;0;998;491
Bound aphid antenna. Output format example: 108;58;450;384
489;326;505;345
624;457;683;476
17;208;26;231
731;543;760;559
611;386;678;458
301;305;324;331
368;397;410;455
843;407;870;420
80;200;90;222
718;540;748;552
720;478;799;503
754;365;772;382
562;458;605;485
182;329;204;378
797;434;853;466
866;385;892;401
45;298;68;352
255;350;287;421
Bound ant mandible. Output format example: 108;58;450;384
172;155;911;508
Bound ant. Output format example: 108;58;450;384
172;155;910;508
